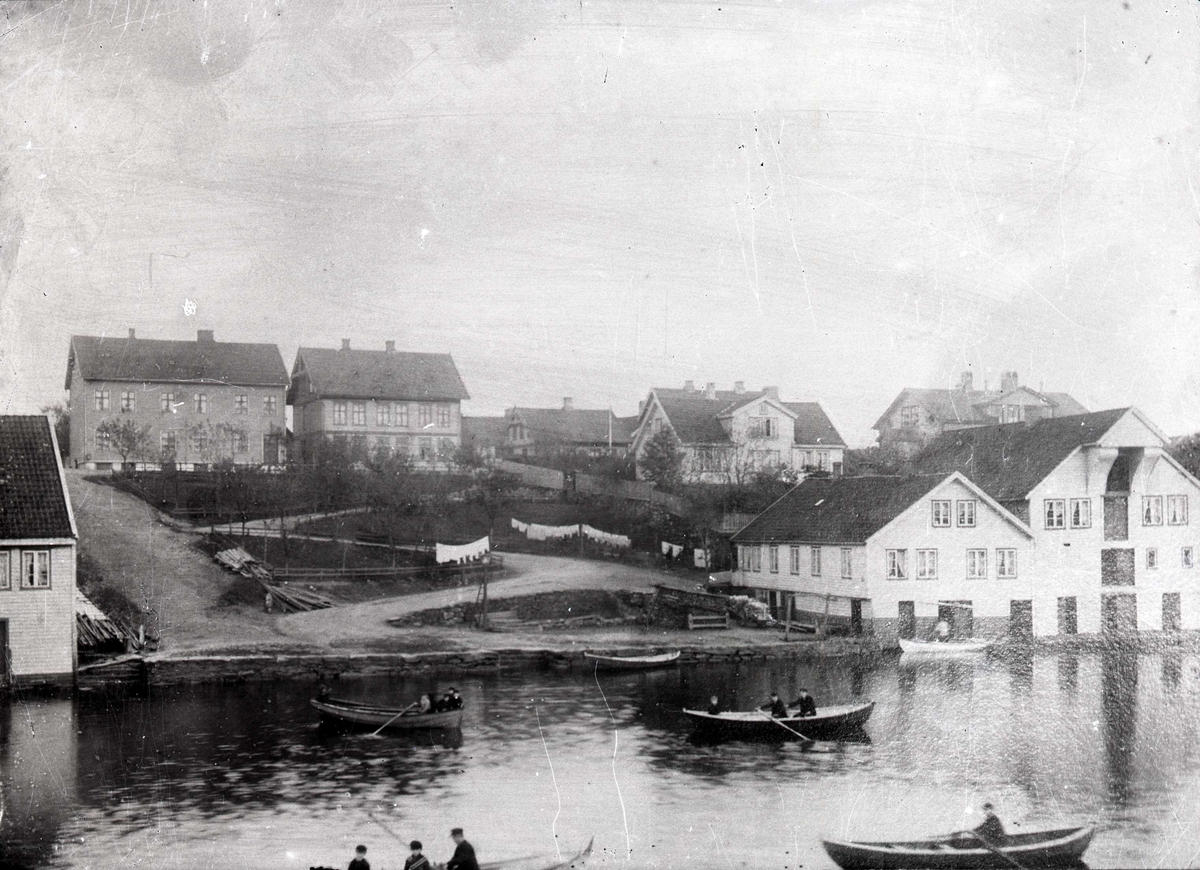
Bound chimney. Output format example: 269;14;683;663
638;400;645;414
959;371;973;392
562;397;574;410
385;340;395;353
128;328;136;339
340;339;351;351
197;329;214;343
704;382;717;400
763;386;779;400
683;380;695;391
734;381;745;394
1001;371;1019;393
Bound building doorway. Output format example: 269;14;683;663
1102;593;1138;635
850;599;863;636
938;601;973;639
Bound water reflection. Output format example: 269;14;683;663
1101;648;1138;803
1058;654;1079;694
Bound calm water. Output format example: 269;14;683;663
3;650;1200;869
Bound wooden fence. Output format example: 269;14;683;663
494;460;690;517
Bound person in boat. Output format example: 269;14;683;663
707;695;722;715
789;688;818;717
973;802;1006;843
446;828;479;870
404;840;431;870
418;694;433;714
935;618;951;642
445;687;464;710
317;685;332;703
762;692;789;718
347;844;370;870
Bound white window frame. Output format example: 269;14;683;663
351;402;367;426
957;499;977;528
886;549;907;580
1069;498;1091;529
931;500;951;528
997;548;1017;579
768;545;779;574
234;393;248;415
789;545;801;575
396;403;409;427
376;403;392;427
418;404;433;428
120;390;136;412
900;405;920;428
160;392;175;413
94;389;110;411
21;551;50;589
841;547;853;579
1184;547;1195;569
96;427;112;449
333;402;348;426
0;551;8;590
233;430;249;453
194;393;208;413
263;396;278;416
810;546;822;577
817;451;830;471
916;549;938;580
1044;499;1066;530
966;549;988;580
1167;495;1188;526
159;432;176;454
1142;495;1163;526
437;404;452;428
1146;547;1158;570
751;545;762;573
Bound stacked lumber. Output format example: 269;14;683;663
75;591;133;651
265;583;334;613
208;533;334;613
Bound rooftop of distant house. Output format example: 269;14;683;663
289;340;470;403
646;381;846;447
509;399;639;445
873;371;1088;431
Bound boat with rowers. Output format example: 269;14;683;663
311;696;464;730
821;825;1094;869
582;650;681;670
682;701;875;741
899;638;992;654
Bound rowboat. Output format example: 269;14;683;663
822;826;1094;869
583;650;681;670
311;697;463;730
481;837;593;870
682;701;874;741
899;638;992;654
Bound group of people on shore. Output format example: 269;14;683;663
333;828;478;870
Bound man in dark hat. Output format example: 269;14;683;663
347;844;370;870
447;687;463;710
767;691;789;718
973;802;1006;843
404;840;431;870
789;688;818;718
446;828;478;870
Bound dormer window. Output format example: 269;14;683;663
900;406;920;428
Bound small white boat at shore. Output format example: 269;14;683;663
899;638;992;654
582;650;681;670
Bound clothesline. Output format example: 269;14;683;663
435;535;491;565
511;518;631;549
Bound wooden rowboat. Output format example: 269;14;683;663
311;697;463;730
682;701;874;741
583;650;681;670
480;837;593;870
899;638;992;654
822;825;1094;869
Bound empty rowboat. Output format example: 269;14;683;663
683;701;874;741
311;697;463;730
583;650;681;670
899;638;992;654
822;825;1094;869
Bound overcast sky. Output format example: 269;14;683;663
2;0;1197;446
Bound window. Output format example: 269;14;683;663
916;549;937;580
999;404;1022;424
419;437;434;461
194;393;208;413
957;499;977;527
1146;547;1158;570
966;549;988;579
192;430;208;453
811;546;822;577
1167;495;1188;526
396;403;409;427
351;402;367;426
159;432;176;456
234;393;248;415
0;552;8;590
1184;547;1195;569
997;549;1017;578
841;547;853;579
789;545;801;575
120;390;136;412
437;405;451;428
1044;499;1066;529
376;403;393;427
886;549;907;580
1142;495;1163;526
931;500;951;527
21;551;50;589
263;396;278;416
769;545;779;573
746;545;760;572
94;389;110;411
95;427;112;450
900;405;920;428
233;431;248;453
160;392;175;413
333;402;348;425
419;404;433;428
817;451;830;471
750;417;774;438
1070;498;1091;529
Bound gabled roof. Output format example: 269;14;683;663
291;347;469;402
909;408;1131;502
508;408;635;445
0;416;75;540
647;388;846;447
67;333;288;388
873;385;1089;431
732;474;947;544
783;402;847;447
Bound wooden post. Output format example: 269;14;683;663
785;594;793;641
481;562;489;629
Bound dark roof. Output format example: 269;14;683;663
461;416;508;449
0;416;74;540
873;385;1089;430
909;408;1130;502
67;334;288;388
783;402;847;447
509;408;634;445
732;475;946;544
293;347;469;402
651;388;845;446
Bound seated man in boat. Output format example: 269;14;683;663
418;694;433;714
972;802;1006;843
766;692;789;718
446;828;479;870
445;687;464;710
404;840;431;870
788;688;818;717
707;695;722;715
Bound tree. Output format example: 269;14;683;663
96;418;152;468
468;467;521;539
640;427;684;491
1170;433;1200;480
41;404;69;457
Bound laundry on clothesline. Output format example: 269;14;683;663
511;518;529;533
661;541;684;558
693;548;710;569
581;524;631;549
435;535;491;564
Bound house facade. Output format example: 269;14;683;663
631;381;846;484
505;399;638;459
66;329;289;470
288;340;470;470
873;371;1088;458
0;416;78;687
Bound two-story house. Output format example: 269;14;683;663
0;415;78;687
730;472;1034;639
505;399;639;460
288;340;470;470
631;381;845;484
874;371;1088;457
66;329;290;470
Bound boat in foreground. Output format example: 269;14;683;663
682;701;874;741
481;837;593;870
311;697;463;730
822;825;1094;869
899;638;992;654
583;650;681;670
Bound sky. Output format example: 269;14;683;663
1;0;1198;447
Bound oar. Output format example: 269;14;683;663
756;710;813;743
369;701;419;737
949;831;1026;870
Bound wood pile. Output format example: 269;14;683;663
208;533;334;613
75;591;135;651
265;583;334;614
